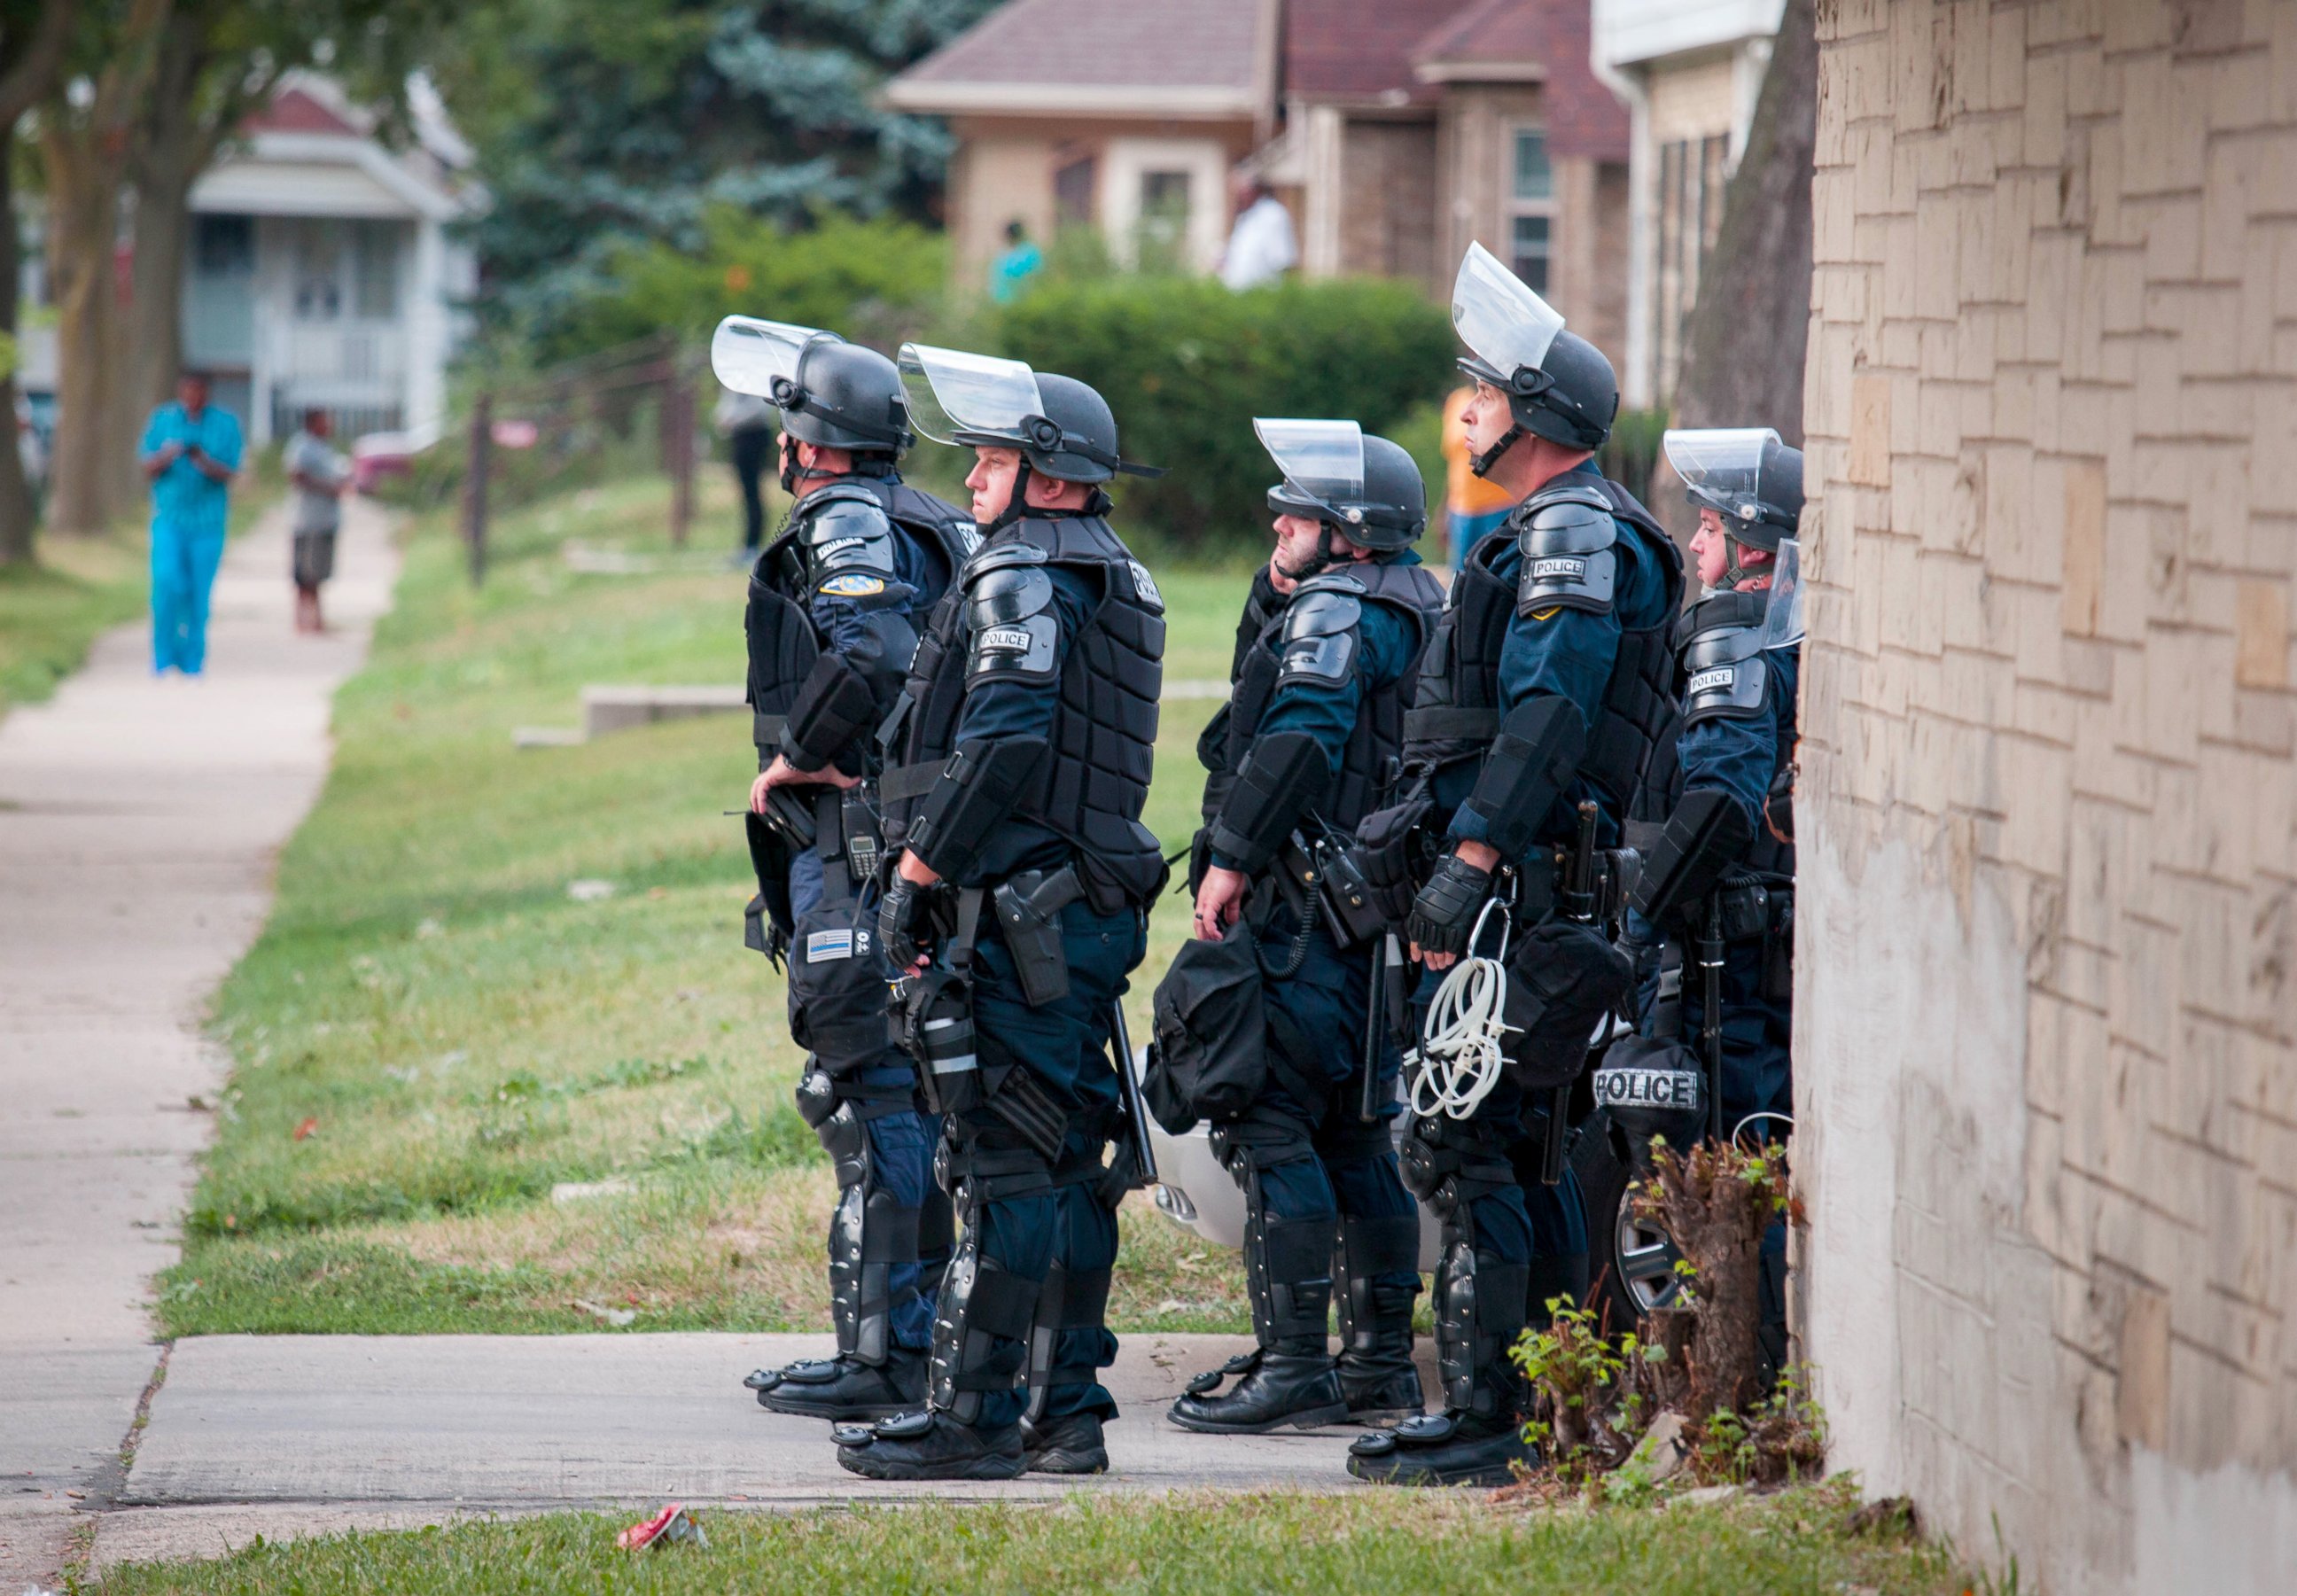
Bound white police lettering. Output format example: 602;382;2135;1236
980;627;1033;653
1592;1067;1702;1109
814;536;865;559
1532;556;1587;580
1688;666;1736;696
954;522;982;555
1127;560;1164;611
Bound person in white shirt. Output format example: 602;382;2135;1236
1219;175;1297;292
284;409;351;635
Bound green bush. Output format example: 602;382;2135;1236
549;206;948;363
991;276;1457;555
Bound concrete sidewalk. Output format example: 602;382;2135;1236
0;497;398;1586
90;1329;1390;1569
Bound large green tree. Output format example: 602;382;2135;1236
429;0;994;353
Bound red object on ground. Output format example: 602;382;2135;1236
616;1503;706;1551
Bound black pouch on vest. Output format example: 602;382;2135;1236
1501;918;1637;1090
1762;891;1794;1004
1144;919;1267;1133
787;900;895;1075
1311;835;1387;949
1353;794;1436;926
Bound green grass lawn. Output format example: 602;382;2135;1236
0;527;146;713
160;471;1258;1335
76;1483;1966;1595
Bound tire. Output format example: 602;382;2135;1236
1570;1109;1685;1334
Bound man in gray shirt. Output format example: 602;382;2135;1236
284;408;350;633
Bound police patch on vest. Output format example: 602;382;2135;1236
819;572;885;597
1533;556;1588;581
1127;559;1164;611
1689;666;1736;696
814;536;865;561
806;928;870;961
979;626;1033;654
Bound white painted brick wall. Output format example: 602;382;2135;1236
1799;2;2296;1589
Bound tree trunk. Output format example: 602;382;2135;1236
1632;1140;1788;1423
130;10;209;417
0;152;39;566
1670;0;1818;443
42;131;123;535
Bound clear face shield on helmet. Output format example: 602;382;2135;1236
895;343;1046;449
1760;538;1804;649
1452;240;1566;390
1254;417;1366;526
1662;425;1785;526
711;316;832;405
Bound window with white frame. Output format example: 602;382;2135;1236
1507;126;1555;294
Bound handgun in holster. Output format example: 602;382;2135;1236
991;866;1085;1009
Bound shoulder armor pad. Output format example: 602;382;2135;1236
1278;589;1361;687
1680;607;1771;725
1675;590;1769;650
968;539;1049;577
1516;497;1620;616
1299;568;1367;595
802;494;897;575
966;563;1055;628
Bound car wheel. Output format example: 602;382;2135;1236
1570;1111;1684;1332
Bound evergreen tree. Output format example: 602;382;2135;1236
431;0;995;347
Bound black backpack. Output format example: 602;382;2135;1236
1142;920;1266;1133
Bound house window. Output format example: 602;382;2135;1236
351;221;399;319
1054;155;1096;226
289;220;343;321
1655;133;1731;402
1138;169;1190;266
1507;128;1555;293
193;214;253;276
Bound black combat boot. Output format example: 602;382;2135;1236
1345;1407;1534;1486
1020;1411;1110;1474
747;1347;926;1421
1169;1348;1349;1433
1333;1213;1427;1425
1170;1201;1348;1433
833;1409;1024;1481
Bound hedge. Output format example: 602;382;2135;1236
990;276;1458;555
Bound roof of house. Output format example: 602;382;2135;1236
1284;0;1479;107
1413;0;1629;160
197;71;481;222
884;0;1272;120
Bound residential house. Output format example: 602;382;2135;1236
888;1;1631;359
882;0;1280;287
19;73;481;448
1590;0;1786;409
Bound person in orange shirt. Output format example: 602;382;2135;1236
1439;385;1519;571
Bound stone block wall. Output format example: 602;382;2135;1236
1797;2;2295;1588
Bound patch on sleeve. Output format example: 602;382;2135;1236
819;572;887;597
1531;606;1561;621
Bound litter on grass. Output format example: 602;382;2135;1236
617;1504;707;1551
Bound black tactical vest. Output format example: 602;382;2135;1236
1400;475;1683;820
742;474;977;740
884;512;1167;904
1205;558;1444;837
1675;592;1795;879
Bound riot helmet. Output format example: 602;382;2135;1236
711;316;913;456
899;343;1160;526
1255;418;1426;555
1451;241;1618;467
1662;426;1803;549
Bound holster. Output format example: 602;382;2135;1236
991;866;1086;1009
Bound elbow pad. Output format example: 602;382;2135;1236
1460;697;1588;860
907;736;1047;883
1207;730;1332;876
1627;786;1756;925
780;653;881;773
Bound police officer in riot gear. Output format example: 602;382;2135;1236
1165;421;1443;1435
1347;244;1685;1486
714;317;978;1421
833;346;1165;1481
1626;426;1803;1363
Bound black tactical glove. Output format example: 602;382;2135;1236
878;873;937;970
1405;853;1493;958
